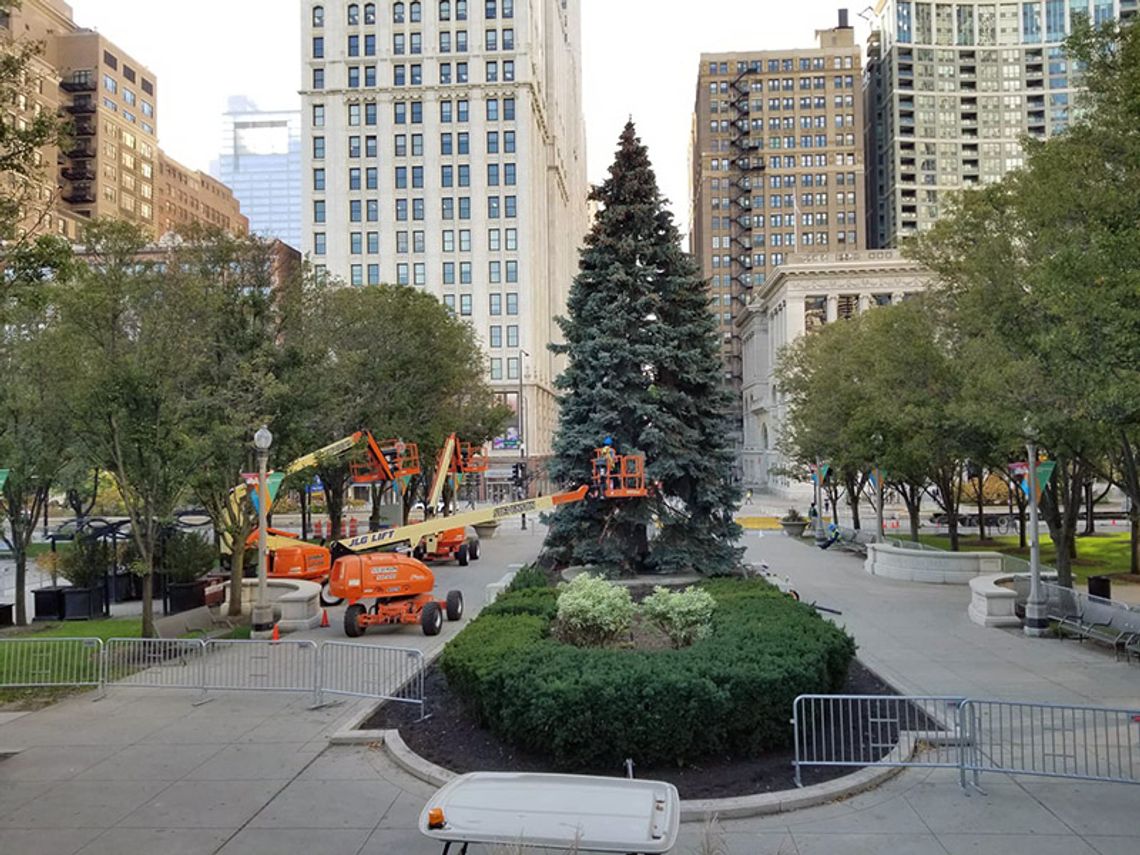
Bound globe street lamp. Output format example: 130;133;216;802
251;425;274;639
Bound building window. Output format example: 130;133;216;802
505;260;517;282
414;262;426;285
411;1;423;21
313;200;326;223
459;197;471;219
504;97;515;120
460;294;473;315
312;5;324;26
394;1;405;22
397;263;410;285
313;136;325;158
488;196;500;218
505;227;516;250
458;132;469;154
506;325;518;347
489;261;501;283
490;358;503;379
411;32;422;54
490;325;502;347
365;3;376;23
507;357;519;380
348;3;359;24
395;103;407;124
440;100;452;122
486;29;498;50
314;233;326;255
350;232;363;254
365;66;376;85
486;61;498;82
503;0;513;17
411;64;422;84
396;199;408;220
444;294;456;315
502;28;513;50
504;130;515;152
394;64;406;85
503;60;514;81
412;133;423;155
460;261;472;284
487;98;499;120
348;66;360;87
506;292;518;315
368;232;379;253
313;168;326;190
489;293;502;315
487;164;499;186
440;0;452;20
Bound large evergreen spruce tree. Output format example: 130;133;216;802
544;122;742;576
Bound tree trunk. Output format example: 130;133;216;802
300;488;309;540
976;472;987;541
141;568;155;638
1131;512;1139;575
369;484;382;531
844;471;861;530
1084;481;1095;536
14;550;27;626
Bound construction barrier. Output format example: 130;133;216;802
1;636;427;713
794;693;1140;790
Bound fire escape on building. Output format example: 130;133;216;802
724;67;765;397
60;72;98;207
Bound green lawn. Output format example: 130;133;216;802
914;531;1134;580
1;617;141;640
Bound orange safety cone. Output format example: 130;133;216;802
271;624;280;643
320;609;330;628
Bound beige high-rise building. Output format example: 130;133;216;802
0;0;81;239
301;0;588;488
690;11;867;475
155;151;248;236
53;28;160;231
2;0;245;242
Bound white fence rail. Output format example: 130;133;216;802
793;694;964;787
103;638;204;690
961;699;1140;788
795;694;1140;789
1;637;425;715
318;641;425;712
0;637;104;692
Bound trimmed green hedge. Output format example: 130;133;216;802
440;578;855;768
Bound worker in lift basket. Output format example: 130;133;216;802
602;436;619;492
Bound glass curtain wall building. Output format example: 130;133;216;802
866;0;1136;248
213;96;302;250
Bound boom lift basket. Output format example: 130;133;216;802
591;448;648;499
351;436;420;482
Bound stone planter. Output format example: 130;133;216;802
61;584;105;620
780;520;809;538
32;586;67;621
473;521;500;539
165;579;208;615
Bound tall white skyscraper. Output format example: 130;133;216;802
300;0;588;474
213;97;303;250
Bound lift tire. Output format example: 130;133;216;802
320;580;344;608
468;538;480;560
421;602;443;636
456;542;469;566
344;604;366;638
446;590;464;621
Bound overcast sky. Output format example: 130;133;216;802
67;0;872;234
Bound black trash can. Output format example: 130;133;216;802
1087;575;1112;600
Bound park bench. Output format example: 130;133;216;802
1052;610;1137;661
824;526;878;556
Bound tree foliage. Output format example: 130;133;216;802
544;122;741;576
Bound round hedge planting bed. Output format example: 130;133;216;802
438;578;855;769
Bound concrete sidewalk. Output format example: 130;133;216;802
2;524;1138;855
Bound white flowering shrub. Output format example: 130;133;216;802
642;585;717;648
554;573;635;647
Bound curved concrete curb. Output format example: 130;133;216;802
378;728;911;822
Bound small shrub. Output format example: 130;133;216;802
161;531;216;583
782;508;804;522
483;587;559;620
506;563;549;592
554;573;634;648
58;537;109;587
642;585;716;648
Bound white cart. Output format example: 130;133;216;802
418;772;681;854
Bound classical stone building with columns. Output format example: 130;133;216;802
737;248;933;494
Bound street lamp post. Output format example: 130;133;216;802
872;433;885;543
518;349;529;530
251;425;274;639
813;459;827;546
1024;439;1049;637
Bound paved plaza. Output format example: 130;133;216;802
2;522;1138;854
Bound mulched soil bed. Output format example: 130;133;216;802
364;658;900;799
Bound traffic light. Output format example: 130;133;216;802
511;462;527;485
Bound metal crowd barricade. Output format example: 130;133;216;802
201;638;320;704
318;641;426;716
959;699;1140;789
0;637;104;694
102;638;205;690
792;694;965;787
